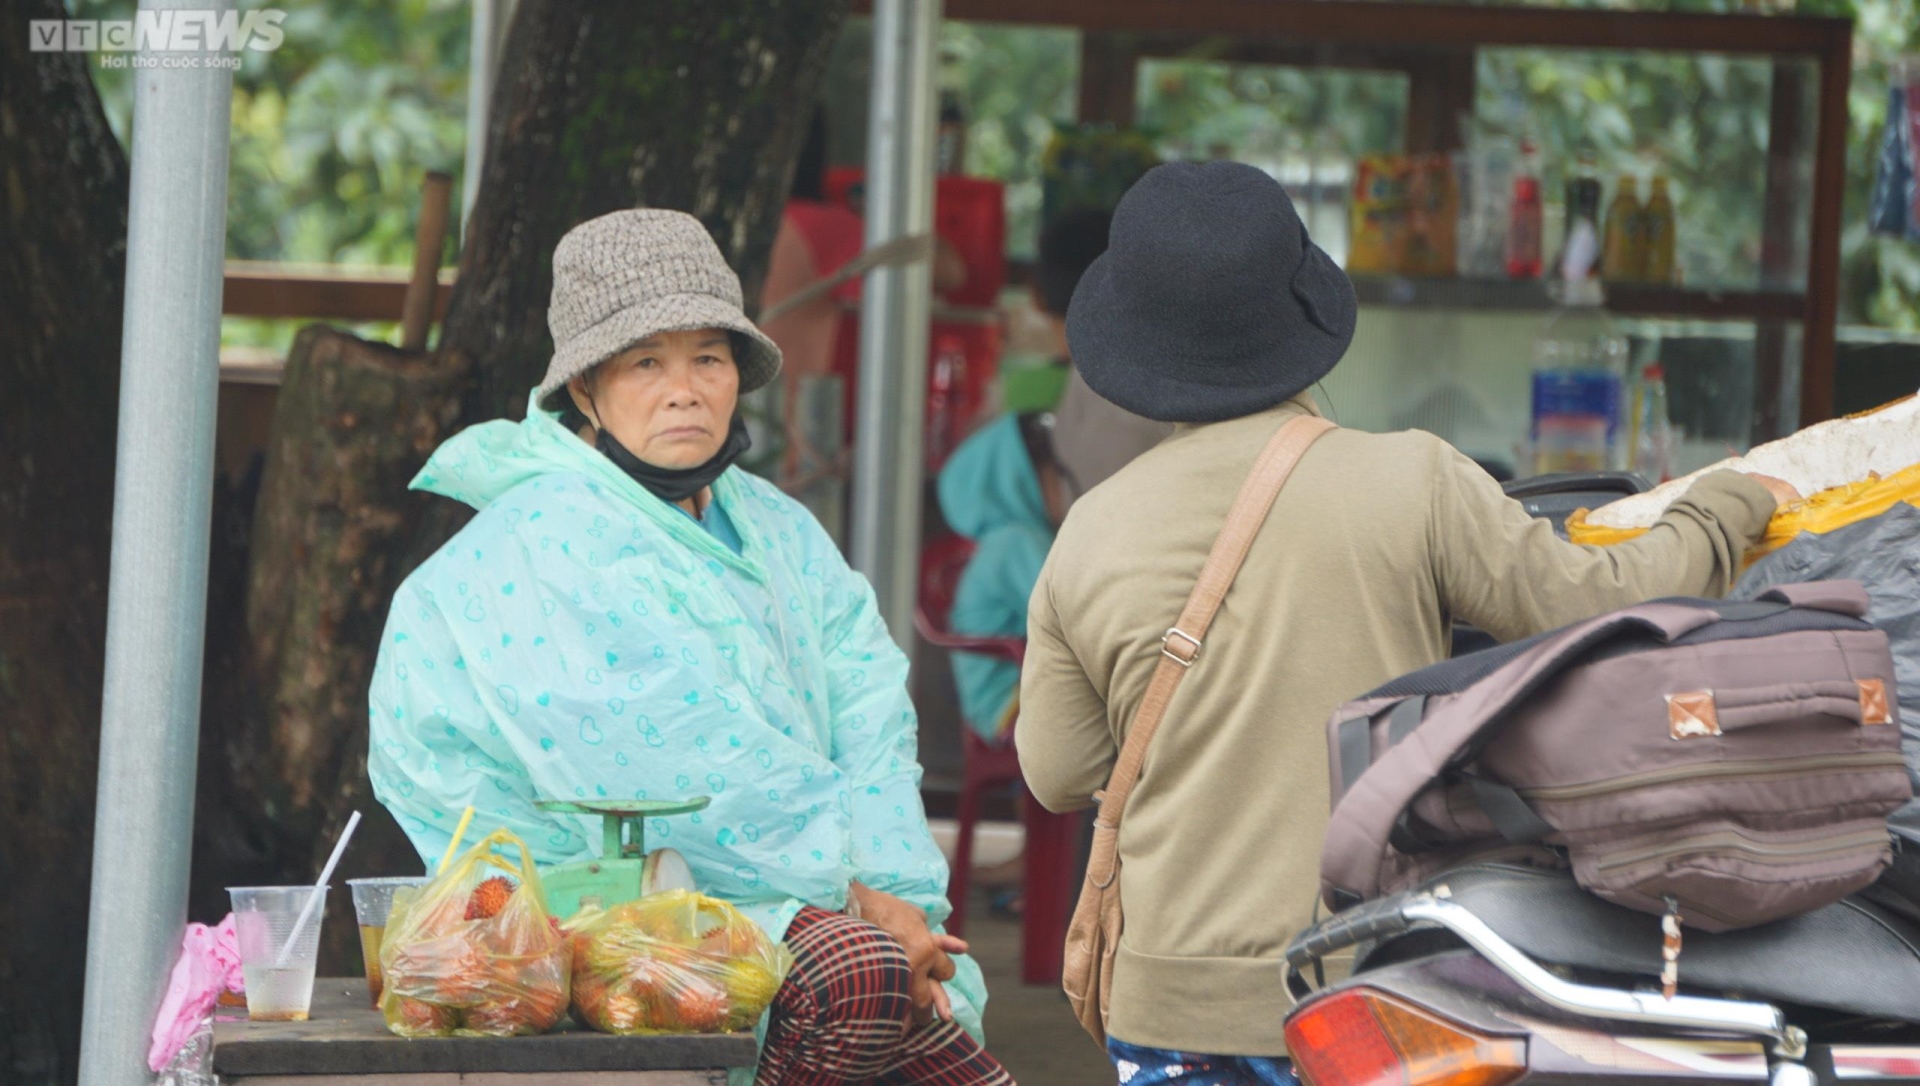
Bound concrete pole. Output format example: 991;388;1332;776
75;2;234;1084
851;0;942;650
462;0;514;234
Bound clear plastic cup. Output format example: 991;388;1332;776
228;886;329;1022
347;876;430;1007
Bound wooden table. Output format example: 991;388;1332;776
213;978;758;1085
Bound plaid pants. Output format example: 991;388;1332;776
755;906;1013;1086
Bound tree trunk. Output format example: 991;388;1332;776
195;0;851;976
447;0;849;423
0;0;129;1081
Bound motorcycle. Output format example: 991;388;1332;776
1281;862;1920;1086
1281;471;1920;1086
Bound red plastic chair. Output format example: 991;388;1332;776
915;536;1077;985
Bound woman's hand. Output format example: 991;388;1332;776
849;882;966;1023
1745;473;1802;509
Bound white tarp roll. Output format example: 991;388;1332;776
1589;393;1920;530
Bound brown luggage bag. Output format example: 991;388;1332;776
1321;580;1910;932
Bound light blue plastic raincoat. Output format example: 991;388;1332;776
936;413;1053;740
368;392;986;1051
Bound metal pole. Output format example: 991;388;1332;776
76;2;234;1084
462;0;514;234
852;0;942;650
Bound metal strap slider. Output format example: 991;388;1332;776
1162;627;1203;667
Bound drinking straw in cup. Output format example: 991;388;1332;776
438;805;476;874
276;810;361;969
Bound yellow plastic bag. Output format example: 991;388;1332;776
566;889;795;1035
378;828;570;1037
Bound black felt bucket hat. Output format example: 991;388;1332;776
1065;160;1357;424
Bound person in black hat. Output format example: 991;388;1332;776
1014;161;1797;1077
1065;161;1358;425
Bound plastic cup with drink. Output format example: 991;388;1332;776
347;876;431;1007
227;886;331;1021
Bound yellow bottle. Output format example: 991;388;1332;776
1601;176;1642;282
1641;176;1676;285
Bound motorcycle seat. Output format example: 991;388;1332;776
1363;863;1920;1022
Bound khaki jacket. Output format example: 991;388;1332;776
1017;395;1775;1056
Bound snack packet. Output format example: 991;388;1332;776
378;828;570;1037
1348;154;1412;275
568;889;794;1035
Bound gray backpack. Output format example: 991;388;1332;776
1320;581;1910;931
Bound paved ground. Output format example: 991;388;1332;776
966;894;1114;1086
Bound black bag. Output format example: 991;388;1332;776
1735;503;1920;920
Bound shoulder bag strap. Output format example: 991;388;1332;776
1094;414;1337;826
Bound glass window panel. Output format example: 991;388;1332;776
823;19;1081;260
1475;49;1816;294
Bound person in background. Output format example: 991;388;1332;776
760;107;970;454
759;108;865;402
1016;161;1799;1083
1033;209;1175;502
931;210;1171;917
937;412;1070;742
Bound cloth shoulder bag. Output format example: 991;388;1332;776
1062;415;1336;1041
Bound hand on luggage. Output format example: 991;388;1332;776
1744;473;1803;508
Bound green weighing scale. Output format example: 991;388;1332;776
535;798;709;918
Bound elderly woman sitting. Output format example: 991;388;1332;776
368;210;1007;1085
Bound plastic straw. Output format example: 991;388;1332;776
274;809;361;969
438;805;476;875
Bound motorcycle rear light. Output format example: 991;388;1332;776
1286;988;1527;1086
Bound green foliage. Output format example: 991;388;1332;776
71;0;469;351
1135;57;1409;162
1813;0;1920;329
70;0;470;267
940;22;1080;258
69;1;1919;327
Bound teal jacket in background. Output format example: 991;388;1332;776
936;414;1054;741
367;392;985;1059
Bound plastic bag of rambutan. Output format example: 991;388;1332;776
378;828;569;1037
566;889;794;1035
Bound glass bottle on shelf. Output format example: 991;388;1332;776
1506;140;1544;280
1530;271;1630;475
1507;178;1544;280
1628;361;1674;482
1309;133;1352;270
1458;127;1513;279
1601;176;1643;282
1640;177;1677;285
927;333;968;471
936;89;967;176
1560;154;1603;281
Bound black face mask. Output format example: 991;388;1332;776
595;414;752;505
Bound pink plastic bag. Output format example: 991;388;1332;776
148;914;245;1073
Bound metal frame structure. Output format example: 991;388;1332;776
76;3;236;1085
856;0;1854;431
851;0;946;647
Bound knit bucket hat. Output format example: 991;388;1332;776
1066;160;1357;424
537;209;782;409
